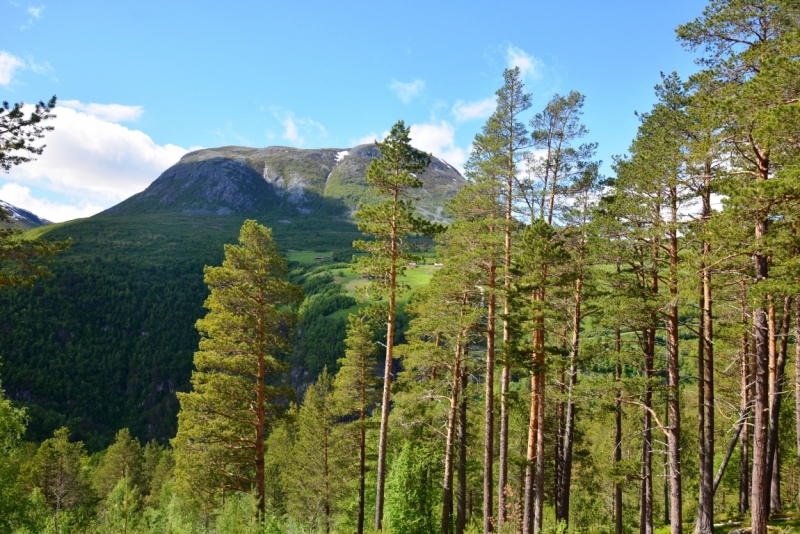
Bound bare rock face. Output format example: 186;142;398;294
105;144;465;222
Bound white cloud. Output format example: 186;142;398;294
0;183;103;223
351;131;389;146
389;79;425;104
409;120;468;173
60;100;144;122
0;52;24;85
271;108;327;147
506;45;543;81
21;5;45;30
452;97;496;122
7;105;188;220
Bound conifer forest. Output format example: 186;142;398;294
3;1;800;533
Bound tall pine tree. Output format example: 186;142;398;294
173;220;302;517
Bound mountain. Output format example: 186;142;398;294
0;200;52;230
106;144;464;222
0;144;464;449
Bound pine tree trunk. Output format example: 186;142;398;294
740;282;751;516
358;414;366;534
499;363;510;529
698;288;707;531
555;364;564;522
750;152;771;534
256;348;266;517
534;369;545;534
556;265;583;528
640;326;655;534
498;147;515;531
697;167;714;532
443;344;462;534
795;302;800;511
767;296;790;513
457;363;469;534
771;447;781;514
375;190;400;530
484;264;497;534
523;287;545;534
615;326;623;534
323;398;331;534
665;188;683;534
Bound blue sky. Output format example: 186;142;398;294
1;0;705;221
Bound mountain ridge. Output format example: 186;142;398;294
0;200;52;230
105;144;464;223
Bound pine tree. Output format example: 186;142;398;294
519;90;594;534
23;427;91;533
0;96;56;172
486;68;532;531
172;220;302;517
0;95;68;288
92;428;144;499
458;98;507;534
678;4;800;531
332;312;381;534
98;477;142;534
352;120;432;530
399;250;484;534
285;368;348;534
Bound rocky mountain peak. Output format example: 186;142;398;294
105;144;465;222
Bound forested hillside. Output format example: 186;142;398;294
0;144;459;449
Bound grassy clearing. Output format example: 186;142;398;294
327;264;436;320
287;250;338;263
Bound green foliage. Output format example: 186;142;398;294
353;120;435;297
92;428;144;500
173;220;303;511
97;477;142;534
22;427;92;530
285;369;351;533
214;492;262;534
384;442;439;534
0;95;56;172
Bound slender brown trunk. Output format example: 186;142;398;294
714;409;749;495
750;151;770;534
323;396;331;534
615;321;623;534
740;282;751;515
697;164;714;533
443;343;463;534
498;364;510;528
523;287;545;534
795;302;800;511
771;447;781;514
498;136;515;531
640;234;658;534
358;410;366;534
484;264;497;534
697;289;706;531
766;296;791;513
523;350;537;534
457;362;469;534
375;189;400;530
256;347;266;516
640;326;655;534
665;189;682;534
555;363;564;520
534;368;545;534
664;416;670;527
556;258;583;527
